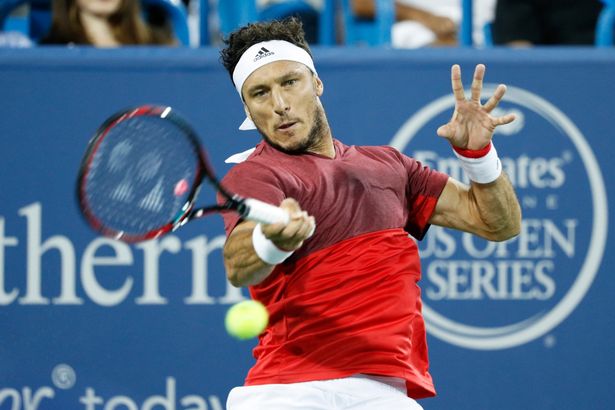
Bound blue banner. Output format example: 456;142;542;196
0;46;613;410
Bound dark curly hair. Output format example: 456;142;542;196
220;17;312;86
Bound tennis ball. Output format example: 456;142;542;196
225;300;269;340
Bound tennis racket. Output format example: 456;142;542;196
77;105;289;243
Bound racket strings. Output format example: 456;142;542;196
83;116;200;236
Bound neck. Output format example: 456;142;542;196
305;103;335;158
306;128;335;158
79;11;120;47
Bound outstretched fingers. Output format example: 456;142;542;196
451;64;466;103
470;64;485;103
451;63;486;105
483;84;507;113
483;84;516;126
493;113;516;126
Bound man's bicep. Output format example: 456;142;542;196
429;177;476;232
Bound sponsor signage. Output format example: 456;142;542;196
391;85;607;350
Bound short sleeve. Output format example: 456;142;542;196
217;162;286;236
399;153;449;240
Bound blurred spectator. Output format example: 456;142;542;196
40;0;176;46
257;0;321;43
353;0;496;48
492;0;603;46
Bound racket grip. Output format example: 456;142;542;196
243;198;291;225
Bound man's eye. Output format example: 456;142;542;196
284;79;297;86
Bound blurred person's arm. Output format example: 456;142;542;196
352;0;456;43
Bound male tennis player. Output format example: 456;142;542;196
218;17;521;410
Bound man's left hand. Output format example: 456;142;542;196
436;64;516;150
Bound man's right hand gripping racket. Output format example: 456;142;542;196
77;105;289;242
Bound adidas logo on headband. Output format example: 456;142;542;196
254;47;275;62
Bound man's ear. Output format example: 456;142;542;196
314;75;324;97
243;103;252;120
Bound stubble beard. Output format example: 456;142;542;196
259;105;326;155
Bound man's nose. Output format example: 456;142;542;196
272;89;290;115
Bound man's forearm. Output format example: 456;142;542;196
222;198;315;287
223;224;275;287
469;172;521;241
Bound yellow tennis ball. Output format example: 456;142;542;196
225;300;269;340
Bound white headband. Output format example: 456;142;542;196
232;40;317;131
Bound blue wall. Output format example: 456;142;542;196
0;47;613;409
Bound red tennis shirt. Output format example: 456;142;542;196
220;139;449;399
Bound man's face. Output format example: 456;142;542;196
241;60;325;154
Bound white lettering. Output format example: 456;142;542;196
422;219;576;260
78;378;219;410
471;261;498;299
529;157;549;188
81;238;134;307
510;260;534;299
80;388;104;410
419;227;456;258
0;388;20;410
0;217;19;304
206;396;224;410
517;219;543;258
183;236;219;305
533;260;556;300
19;203;81;305
544;219;577;257
142;377;175;410
414;151;568;189
426;261;448;300
135;237;181;305
0;203;257;306
494;235;517;258
22;387;54;410
426;260;556;300
0;387;54;410
462;234;497;259
549;158;566;187
180;396;207;410
105;396;138;410
448;261;471;299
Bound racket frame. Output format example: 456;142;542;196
77;105;287;243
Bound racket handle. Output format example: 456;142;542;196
243;198;291;225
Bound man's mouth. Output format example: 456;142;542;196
277;121;297;130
